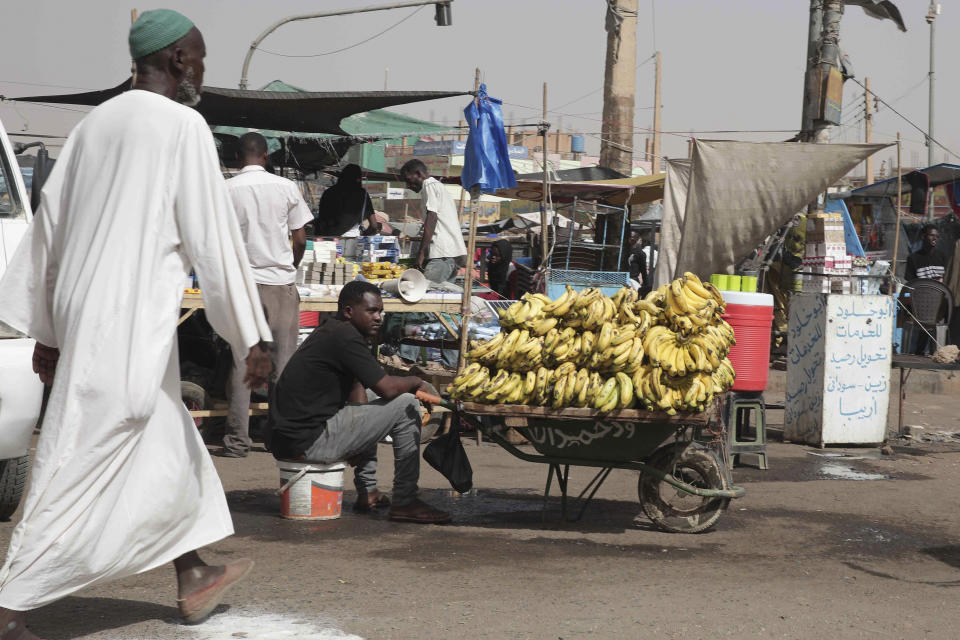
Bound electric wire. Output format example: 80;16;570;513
847;76;960;161
255;6;425;58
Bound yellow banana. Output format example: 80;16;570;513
531;316;559;336
681;343;696;372
554;362;577;379
597;322;614;352
552;374;568;408
542;285;573;314
616;372;633;408
522;370;537;396
573;368;590;395
580;330;595;357
594;377;618;409
564;371;577;405
611;327;636;346
599;386;620;412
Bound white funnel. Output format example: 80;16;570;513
379;268;427;303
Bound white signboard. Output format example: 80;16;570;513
784;294;894;445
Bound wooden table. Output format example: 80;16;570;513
180;292;462;314
179;292;465;419
891;354;960;437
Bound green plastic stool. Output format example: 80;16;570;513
724;392;768;470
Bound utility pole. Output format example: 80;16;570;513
540;82;551;269
599;0;638;177
800;0;843;143
926;2;940;170
864;77;874;185
926;2;940;221
652;51;662;173
799;0;823;140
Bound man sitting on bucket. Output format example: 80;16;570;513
265;281;451;524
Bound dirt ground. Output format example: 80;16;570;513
6;391;960;639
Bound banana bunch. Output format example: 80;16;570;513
498;292;556;333
643;326;718;378
659;272;726;336
632;366;716;414
453;275;736;414
710;357;736;393
466;328;544;370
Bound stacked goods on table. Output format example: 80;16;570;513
357;235;399;263
299;260;358;286
800;212;852;294
449;273;736;414
361;262;406;282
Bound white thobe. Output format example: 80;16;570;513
0;90;271;610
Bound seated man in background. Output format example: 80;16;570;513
265;281;451;524
905;224;946;282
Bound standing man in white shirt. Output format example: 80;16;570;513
217;132;314;457
399;159;467;283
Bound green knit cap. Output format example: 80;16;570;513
129;9;195;60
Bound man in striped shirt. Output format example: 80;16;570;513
905;224;946;282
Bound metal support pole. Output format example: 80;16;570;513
891;133;903;288
652;51;662;174
456;69;482;374
864;77;874;185
565;197;576;270
540;82;551;271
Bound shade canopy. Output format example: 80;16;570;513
495;173;665;207
14;79;469;135
851;163;960;198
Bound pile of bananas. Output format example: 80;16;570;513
449;273;737;414
360;262;405;281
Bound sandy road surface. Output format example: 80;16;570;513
6;394;960;639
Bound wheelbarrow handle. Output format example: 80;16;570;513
415;389;445;406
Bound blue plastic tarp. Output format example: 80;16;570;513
461;84;517;193
825;198;866;257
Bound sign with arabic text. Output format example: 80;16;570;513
784;294;894;445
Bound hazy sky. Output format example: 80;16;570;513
0;0;954;169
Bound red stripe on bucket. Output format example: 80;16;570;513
723;303;774;392
299;311;320;327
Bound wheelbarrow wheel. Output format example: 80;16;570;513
638;442;729;534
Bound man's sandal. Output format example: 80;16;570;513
178;558;255;624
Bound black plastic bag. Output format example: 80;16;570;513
423;419;473;493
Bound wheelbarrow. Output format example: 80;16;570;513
431;396;745;534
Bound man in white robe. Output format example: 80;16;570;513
0;11;272;638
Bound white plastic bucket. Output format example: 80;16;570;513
275;460;346;520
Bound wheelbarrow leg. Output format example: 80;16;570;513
542;464;557;527
557;465;570;521
568;467;614;522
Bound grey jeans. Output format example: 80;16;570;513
303;393;422;506
225;282;300;454
423;256;457;283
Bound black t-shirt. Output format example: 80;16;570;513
266;318;386;459
905;248;946;282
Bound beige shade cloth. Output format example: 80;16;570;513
653;159;691;287
673;140;890;279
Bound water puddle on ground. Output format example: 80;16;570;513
188;611;361;640
818;462;890;481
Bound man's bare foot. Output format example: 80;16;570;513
175;557;254;624
0;609;43;640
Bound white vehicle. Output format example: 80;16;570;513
0;118;45;519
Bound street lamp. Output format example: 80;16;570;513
239;1;453;90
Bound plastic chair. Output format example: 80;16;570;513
902;279;954;348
